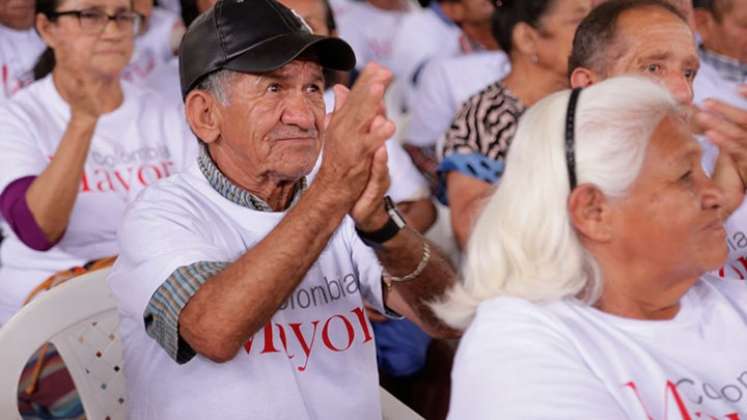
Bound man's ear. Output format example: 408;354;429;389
184;90;222;144
570;67;599;89
568;184;614;243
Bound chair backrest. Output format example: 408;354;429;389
0;268;127;420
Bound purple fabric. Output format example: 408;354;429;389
0;176;57;251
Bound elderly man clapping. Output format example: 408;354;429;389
438;76;747;419
107;0;457;419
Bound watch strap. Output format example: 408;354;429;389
355;196;405;246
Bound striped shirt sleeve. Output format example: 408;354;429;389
144;260;229;364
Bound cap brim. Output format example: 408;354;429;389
222;32;356;75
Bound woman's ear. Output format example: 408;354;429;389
184;90;223;144
568;184;614;243
35;13;56;48
512;22;539;60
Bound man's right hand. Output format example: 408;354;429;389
315;63;396;206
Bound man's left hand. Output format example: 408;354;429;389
696;89;747;215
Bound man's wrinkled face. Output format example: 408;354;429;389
216;60;326;182
0;0;35;30
603;7;699;105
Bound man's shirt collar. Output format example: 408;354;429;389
699;44;747;83
197;143;307;212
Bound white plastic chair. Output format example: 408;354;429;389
381;386;425;420
0;267;127;420
0;266;423;420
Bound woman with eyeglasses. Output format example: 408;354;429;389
434;76;747;418
0;0;196;415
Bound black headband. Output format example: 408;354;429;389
565;88;582;191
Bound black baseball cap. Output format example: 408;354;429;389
179;0;357;98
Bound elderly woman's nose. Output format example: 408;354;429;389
701;176;725;210
280;93;316;129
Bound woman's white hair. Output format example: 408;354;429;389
433;76;679;330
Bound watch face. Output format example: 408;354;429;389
384;196;407;229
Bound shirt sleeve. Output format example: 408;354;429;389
384;139;430;203
144;260;229;363
0;175;57;251
108;189;231;363
405;59;455;148
437;97;482;161
448;300;628;420
0;101;49;194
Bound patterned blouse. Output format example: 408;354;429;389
436;81;525;204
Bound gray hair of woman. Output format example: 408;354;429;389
433;76;679;329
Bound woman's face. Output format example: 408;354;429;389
610;115;727;278
40;0;136;78
534;0;592;77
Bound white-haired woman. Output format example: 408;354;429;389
436;76;747;419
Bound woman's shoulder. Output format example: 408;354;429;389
462;296;576;352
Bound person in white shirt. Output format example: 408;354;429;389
692;0;747;279
390;0;497;109
336;0;411;72
120;0;183;86
438;0;592;249
568;0;747;280
0;0;45;102
436;75;747;420
405;50;510;151
0;0;196;325
107;1;457;419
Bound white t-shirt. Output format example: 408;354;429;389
406;51;511;148
0;25;45;103
108;163;388;420
389;5;463;109
315;89;430;202
145;56;181;105
121;7;181;87
448;276;747;419
336;2;410;71
694;60;747;280
0;75;197;324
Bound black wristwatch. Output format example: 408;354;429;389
355;196;406;247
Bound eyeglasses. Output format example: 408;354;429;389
46;9;141;35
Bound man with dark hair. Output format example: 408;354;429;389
108;0;457;418
568;0;747;278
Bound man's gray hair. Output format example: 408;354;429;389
432;76;678;330
194;70;238;105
